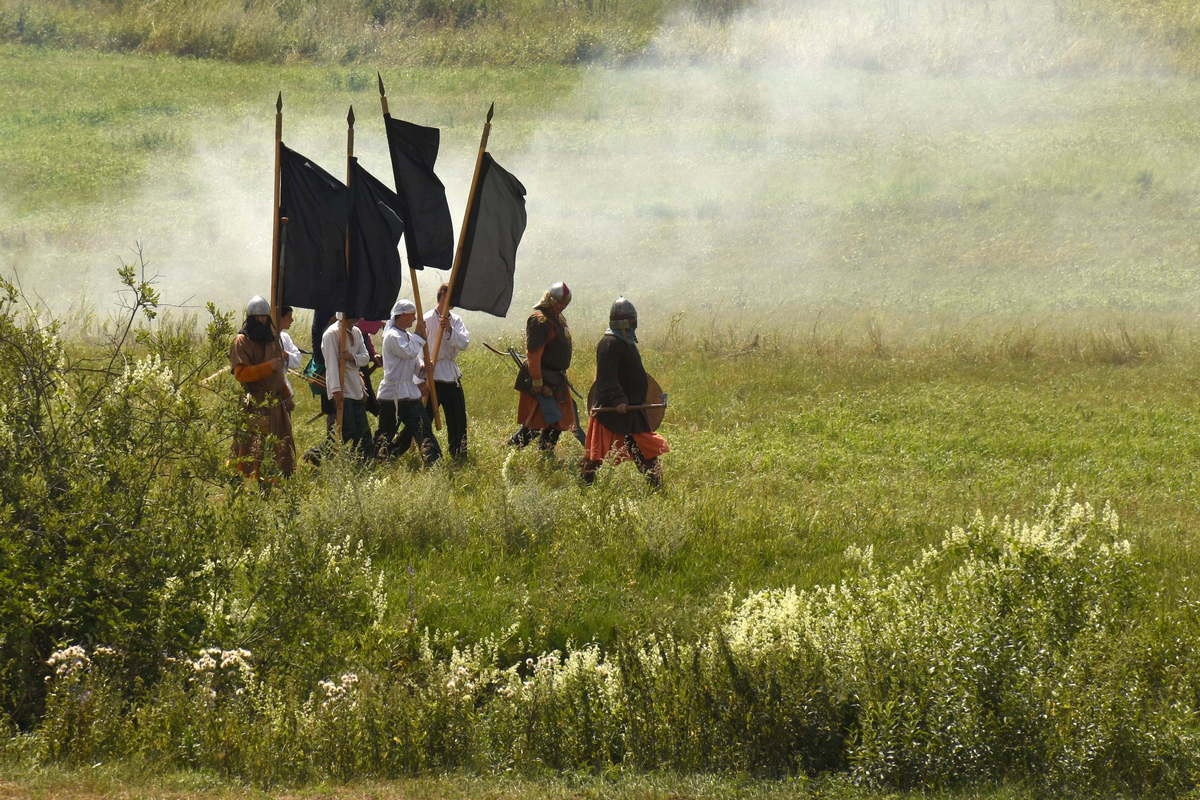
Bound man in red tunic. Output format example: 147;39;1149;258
580;297;669;488
508;282;579;453
228;295;295;479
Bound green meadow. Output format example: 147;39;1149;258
7;1;1200;797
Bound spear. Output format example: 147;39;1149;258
589;403;668;415
269;92;283;330
377;72;442;429
429;101;493;372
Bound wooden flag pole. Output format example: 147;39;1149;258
430;102;493;370
269;92;283;330
410;271;443;430
336;105;355;438
377;73;442;430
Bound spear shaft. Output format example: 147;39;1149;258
590;403;668;415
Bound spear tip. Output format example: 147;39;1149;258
486;101;495;123
377;71;386;97
276;91;282;112
348;105;355;125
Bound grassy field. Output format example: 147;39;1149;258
282;335;1200;647
1;298;1197;794
7;0;1200;795
0;765;1043;800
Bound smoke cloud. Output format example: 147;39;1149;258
3;0;1192;343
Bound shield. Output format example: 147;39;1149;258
587;373;668;432
642;374;667;431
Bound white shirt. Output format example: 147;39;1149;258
377;323;426;401
321;322;369;400
423;309;470;383
280;331;302;370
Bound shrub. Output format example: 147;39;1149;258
0;263;234;728
26;476;1200;797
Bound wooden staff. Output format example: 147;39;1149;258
336;105;355;437
409;276;443;429
429;102;493;371
269;92;283;330
377;73;442;429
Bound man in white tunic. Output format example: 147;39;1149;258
424;283;471;460
321;312;372;456
377;299;442;466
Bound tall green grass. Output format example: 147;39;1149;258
5;0;1200;73
0;0;698;66
3;270;1200;794
17;488;1200;796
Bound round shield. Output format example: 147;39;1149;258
643;373;667;432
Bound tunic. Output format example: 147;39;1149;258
515;304;576;431
583;333;669;464
423;309;470;383
320;323;370;400
228;332;295;477
591;334;650;434
377;325;425;401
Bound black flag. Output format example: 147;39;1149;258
346;159;406;321
279;145;349;312
451;153;526;318
383;116;454;270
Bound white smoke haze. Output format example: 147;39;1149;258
4;0;1197;345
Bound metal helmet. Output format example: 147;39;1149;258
246;295;270;316
609;296;637;323
548;281;571;307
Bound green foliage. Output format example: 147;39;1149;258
0;261;235;727
23;488;1200;796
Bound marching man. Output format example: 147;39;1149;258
320;311;373;456
508;282;580;453
228;295;295;480
424;284;471;460
580;297;669;488
377;299;441;465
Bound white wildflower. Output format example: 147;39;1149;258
46;645;90;680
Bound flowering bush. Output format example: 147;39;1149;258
0;268;234;728
27;487;1199;796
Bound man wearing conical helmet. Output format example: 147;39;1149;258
508;282;579;453
581;296;669;488
228;295;295;480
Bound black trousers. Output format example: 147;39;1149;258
427;380;468;458
376;398;441;465
508;425;562;451
340;398;373;457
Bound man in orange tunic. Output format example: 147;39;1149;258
580;297;668;488
228;295;295;479
508;282;579;453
